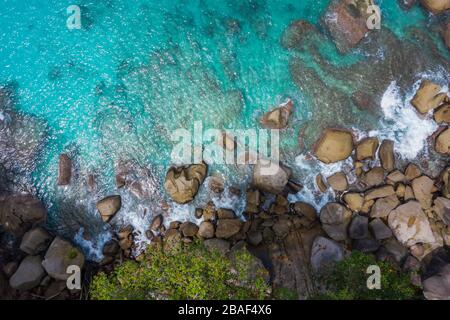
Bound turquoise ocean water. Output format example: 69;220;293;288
0;0;448;258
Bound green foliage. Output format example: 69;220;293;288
313;251;418;300
90;241;269;300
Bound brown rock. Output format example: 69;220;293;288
260;99;294;129
57;154;72;186
356;137;379;161
442;167;450;198
164;163;207;204
313;128;354;164
343;193;364;212
361;199;375;214
411;80;446;113
96;195;121;223
370;195;400;218
361;167;385;188
396;183;406;199
0;194;47;235
365;185;396;201
405;163;421;181
179;222;199;237
327;172;348;192
252;160;290;194
292;202;317;221
387;170;406;184
316;174;328;192
197;221;215;239
405;185;416;201
323;0;373;53
412;175;435;209
215;219;243;239
435;128;450;155
150;214;163;231
445;21;450;50
379;140;395;171
420;0;450;14
434;103;450;123
208;176;224;194
216;208;236;219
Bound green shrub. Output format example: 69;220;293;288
90;241;269;300
312;251;418;300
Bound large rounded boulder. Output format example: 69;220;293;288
320;203;353;241
41;237;85;281
314;129;354;164
164;163;207;204
420;0;450;14
252;160;290;194
96;195;122;223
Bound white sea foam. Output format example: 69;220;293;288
74;227;112;261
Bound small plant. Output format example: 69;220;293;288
312;251;418;300
90;241;269;300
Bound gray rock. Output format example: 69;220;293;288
9;256;45;291
369;218;393;240
247;231;263;246
423;264;450;300
383;238;408;263
434;197;450;226
42;237;85;281
353;238;380;253
320;203;352;241
370;195;399;218
204;238;230;256
311;236;344;272
348;215;369;239
272;218;292;238
20;227;52;255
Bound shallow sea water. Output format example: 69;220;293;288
0;0;448;259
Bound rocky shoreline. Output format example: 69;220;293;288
1;0;450;300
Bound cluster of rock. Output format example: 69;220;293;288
322;0;450;54
0;194;85;299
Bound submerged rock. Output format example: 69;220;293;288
96;195;122;223
42;237;85;281
323;0;374;53
313;128;354;164
57;154;72;186
164;163;207;204
0;194;46;235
